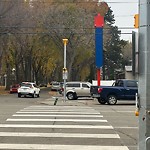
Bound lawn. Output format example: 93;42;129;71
0;86;9;95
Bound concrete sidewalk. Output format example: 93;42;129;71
38;96;86;106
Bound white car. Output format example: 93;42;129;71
18;82;40;98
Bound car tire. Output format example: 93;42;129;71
67;92;76;100
32;92;36;98
37;94;40;97
97;98;106;104
107;95;117;105
18;93;21;98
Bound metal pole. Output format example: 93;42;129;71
97;68;101;86
139;0;150;149
64;43;66;102
4;74;7;88
63;39;68;102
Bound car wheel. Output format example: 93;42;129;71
18;93;21;98
32;92;36;98
107;95;117;105
97;98;106;104
37;94;40;97
67;92;76;100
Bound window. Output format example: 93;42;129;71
66;83;80;87
126;81;137;87
118;81;124;87
82;84;89;88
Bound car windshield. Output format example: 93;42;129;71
53;83;60;86
20;83;32;87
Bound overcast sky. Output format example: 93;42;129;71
105;0;139;41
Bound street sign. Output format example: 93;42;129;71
63;71;68;80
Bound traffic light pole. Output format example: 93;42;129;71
62;39;68;102
138;0;150;149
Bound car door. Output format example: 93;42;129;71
80;83;91;96
66;83;81;96
124;81;138;100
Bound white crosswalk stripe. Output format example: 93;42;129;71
0;105;129;150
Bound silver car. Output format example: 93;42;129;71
50;82;61;91
64;81;92;100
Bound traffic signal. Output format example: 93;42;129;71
134;14;139;28
63;68;67;72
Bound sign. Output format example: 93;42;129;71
63;71;68;80
94;13;104;27
95;27;103;67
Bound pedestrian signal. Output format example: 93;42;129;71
63;68;67;72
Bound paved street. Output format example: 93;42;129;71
0;88;138;150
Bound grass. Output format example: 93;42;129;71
0;86;9;95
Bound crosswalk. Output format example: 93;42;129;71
0;105;129;150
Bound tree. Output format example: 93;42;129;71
103;8;128;80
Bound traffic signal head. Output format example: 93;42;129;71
63;68;67;72
134;14;139;28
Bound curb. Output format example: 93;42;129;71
39;97;85;106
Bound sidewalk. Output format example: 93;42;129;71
38;90;96;106
39;96;86;106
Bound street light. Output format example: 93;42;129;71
62;39;68;102
4;74;7;88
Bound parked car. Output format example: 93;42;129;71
61;81;92;100
90;79;138;105
50;81;61;91
17;82;40;98
9;84;20;93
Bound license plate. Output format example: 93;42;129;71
93;94;100;97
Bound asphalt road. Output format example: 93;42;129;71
0;88;138;150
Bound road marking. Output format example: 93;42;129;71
28;105;93;108
19;109;97;112
22;107;95;111
6;118;107;122
0;144;129;150
99;111;134;113
13;114;103;117
16;111;100;114
114;127;138;129
0;132;120;138
0;124;113;129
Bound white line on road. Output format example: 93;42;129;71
0;124;113;129
19;109;97;112
16;111;100;114
6;118;107;122
24;107;95;110
98;111;134;113
0;144;129;150
28;105;92;108
0;132;120;138
13;114;103;117
114;127;138;129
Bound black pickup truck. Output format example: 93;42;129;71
90;79;138;105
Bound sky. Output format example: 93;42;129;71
105;0;139;41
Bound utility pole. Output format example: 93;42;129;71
138;0;150;149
